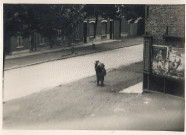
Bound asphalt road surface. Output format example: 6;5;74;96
3;62;184;130
3;44;143;101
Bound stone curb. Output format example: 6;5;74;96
5;40;120;60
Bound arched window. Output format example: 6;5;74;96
101;20;107;35
89;21;95;36
101;22;107;35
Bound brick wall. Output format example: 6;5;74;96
145;5;185;45
143;5;185;97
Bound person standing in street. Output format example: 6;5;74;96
95;61;106;86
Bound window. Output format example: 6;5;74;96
17;36;23;48
89;22;95;36
101;22;107;35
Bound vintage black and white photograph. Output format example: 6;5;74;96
1;1;185;132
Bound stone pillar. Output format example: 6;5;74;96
142;35;153;91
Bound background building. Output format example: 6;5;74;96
143;5;185;97
5;17;143;55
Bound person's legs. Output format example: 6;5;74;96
96;74;100;86
97;77;99;86
100;77;104;86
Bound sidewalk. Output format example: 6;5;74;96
4;36;143;70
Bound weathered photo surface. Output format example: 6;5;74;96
2;3;185;131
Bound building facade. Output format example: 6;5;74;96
5;17;143;55
143;5;185;97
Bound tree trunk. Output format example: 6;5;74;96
94;14;98;38
30;32;37;51
67;34;71;46
49;37;54;49
92;14;98;49
71;45;74;53
70;34;74;53
68;28;75;53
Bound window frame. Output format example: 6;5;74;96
101;21;107;35
89;21;95;37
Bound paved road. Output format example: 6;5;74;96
3;62;184;130
3;44;143;101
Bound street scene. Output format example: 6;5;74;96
2;4;185;131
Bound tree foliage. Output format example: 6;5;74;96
4;4;145;53
83;4;145;37
83;4;119;38
4;4;86;37
4;4;26;36
118;4;145;23
84;4;119;19
4;4;145;36
4;4;145;38
4;4;86;51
